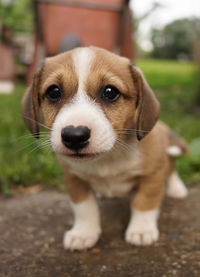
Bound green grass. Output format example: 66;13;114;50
0;86;63;194
0;59;200;194
137;59;197;89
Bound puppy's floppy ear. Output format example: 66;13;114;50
21;67;43;138
130;65;160;141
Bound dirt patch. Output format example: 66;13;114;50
0;188;200;277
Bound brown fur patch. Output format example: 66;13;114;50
85;47;138;138
22;66;44;138
58;156;90;203
39;51;78;128
130;121;176;210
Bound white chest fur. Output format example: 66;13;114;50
62;146;143;198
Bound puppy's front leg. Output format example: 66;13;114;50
125;174;165;246
63;176;101;251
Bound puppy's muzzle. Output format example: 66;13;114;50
61;125;90;151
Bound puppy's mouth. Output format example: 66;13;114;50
66;152;100;160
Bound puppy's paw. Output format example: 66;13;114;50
63;227;101;251
125;208;159;246
125;225;159;246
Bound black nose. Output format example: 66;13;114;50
61;125;90;151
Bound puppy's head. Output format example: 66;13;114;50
22;47;160;160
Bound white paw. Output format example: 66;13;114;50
167;171;188;199
125;225;159;246
125;208;159;246
63;227;101;251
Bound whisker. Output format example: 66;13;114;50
28;140;51;154
115;138;133;153
15;137;50;153
115;128;150;134
23;116;52;131
14;132;49;142
113;141;131;156
115;131;137;135
15;140;39;153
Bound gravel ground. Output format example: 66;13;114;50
0;188;200;277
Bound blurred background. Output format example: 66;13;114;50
0;0;200;194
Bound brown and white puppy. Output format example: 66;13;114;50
22;47;188;251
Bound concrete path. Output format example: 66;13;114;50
0;188;200;277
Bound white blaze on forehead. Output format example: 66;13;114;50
72;47;95;92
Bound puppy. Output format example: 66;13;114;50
22;47;188;250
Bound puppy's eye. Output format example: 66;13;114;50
100;85;121;103
46;85;62;103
